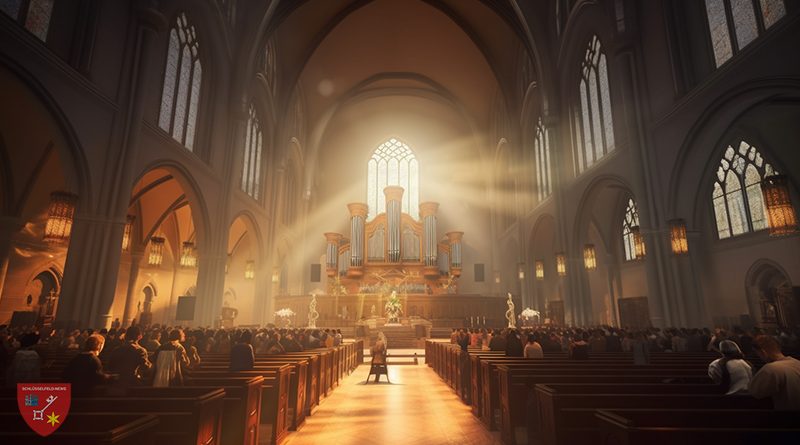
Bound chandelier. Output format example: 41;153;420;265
148;236;165;266
632;226;646;259
245;260;255;280
535;260;544;280
761;175;797;237
669;219;688;255
43;191;78;243
180;241;197;268
555;253;566;277
583;244;597;271
121;215;134;251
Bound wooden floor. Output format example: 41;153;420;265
285;363;502;445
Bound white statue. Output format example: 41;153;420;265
307;294;319;328
505;293;517;328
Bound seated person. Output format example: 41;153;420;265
62;334;113;396
707;340;752;395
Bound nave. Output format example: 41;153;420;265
285;362;500;445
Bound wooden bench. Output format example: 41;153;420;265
0;412;159;445
534;383;772;445
596;408;800;445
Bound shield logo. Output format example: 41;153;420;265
17;383;71;437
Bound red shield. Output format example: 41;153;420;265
17;383;71;437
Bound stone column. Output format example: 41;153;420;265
384;186;404;263
347;203;368;277
121;249;144;326
420;202;439;277
0;217;24;300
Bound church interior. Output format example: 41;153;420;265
2;0;800;444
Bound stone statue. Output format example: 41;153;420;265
370;304;377;318
307;294;319;328
505;292;516;328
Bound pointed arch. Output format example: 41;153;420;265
367;137;418;220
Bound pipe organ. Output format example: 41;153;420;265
325;186;463;295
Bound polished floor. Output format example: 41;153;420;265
284;362;502;445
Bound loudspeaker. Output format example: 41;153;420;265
310;263;321;282
474;264;485;282
175;296;196;321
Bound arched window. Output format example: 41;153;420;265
1;0;54;41
572;35;614;174
241;104;263;200
704;0;786;67
712;141;777;239
622;198;640;261
159;13;203;151
367;138;419;220
534;117;552;202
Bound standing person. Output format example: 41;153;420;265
7;332;41;385
524;333;543;359
707;340;752;395
62;334;113;396
631;332;651;365
456;329;469;352
505;329;524;357
489;329;506;351
569;332;590;360
108;326;152;387
143;331;161;352
153;329;190;387
183;332;202;369
749;335;800;410
334;329;343;346
230;331;255;371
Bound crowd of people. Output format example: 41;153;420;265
449;325;800;410
1;324;344;395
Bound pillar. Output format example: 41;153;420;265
121;250;144;326
0;217;24;300
384;186;404;262
420;202;439;277
347;203;368;277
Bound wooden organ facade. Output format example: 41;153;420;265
324;186;463;296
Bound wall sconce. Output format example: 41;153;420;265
518;263;525;280
494;272;501;284
761;175;797;237
535;260;544;280
43;191;78;243
583;244;597;271
555;253;566;277
148;236;165;266
632;226;646;259
669;219;689;255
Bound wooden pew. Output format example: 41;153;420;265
179;377;263;445
596;408;800;445
534;383;772;445
0;413;160;445
0;387;225;445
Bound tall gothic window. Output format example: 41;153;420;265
159;13;203;151
534;117;553;202
704;0;786;67
241;104;263;200
712;141;777;239
622;198;640;261
1;0;54;41
572;35;615;174
367;138;419;220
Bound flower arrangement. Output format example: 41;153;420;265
520;308;540;319
384;291;403;324
275;308;296;327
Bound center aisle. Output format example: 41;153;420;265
285;361;501;445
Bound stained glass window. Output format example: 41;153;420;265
242;104;263;200
1;0;53;42
367;138;419;220
573;36;615;174
622;198;640;261
704;0;785;67
158;13;203;151
712;141;777;239
534;118;552;202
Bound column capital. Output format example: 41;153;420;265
324;232;343;243
383;186;405;203
347;203;369;218
446;231;464;243
419;202;439;218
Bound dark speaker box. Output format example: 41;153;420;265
175;296;196;321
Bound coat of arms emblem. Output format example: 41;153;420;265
17;383;71;437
